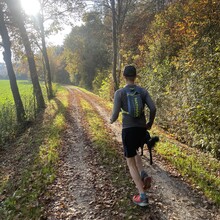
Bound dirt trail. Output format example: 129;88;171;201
44;87;220;220
43;88;120;219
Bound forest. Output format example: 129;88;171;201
0;0;219;158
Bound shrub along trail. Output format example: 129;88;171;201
42;86;220;220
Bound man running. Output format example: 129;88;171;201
110;65;156;206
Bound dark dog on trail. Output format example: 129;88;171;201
141;131;159;165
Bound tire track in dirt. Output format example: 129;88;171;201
70;86;220;220
43;88;121;219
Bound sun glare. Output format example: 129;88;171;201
21;0;40;16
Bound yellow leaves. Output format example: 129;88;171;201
138;45;145;53
153;67;158;73
54;114;65;130
132;54;139;61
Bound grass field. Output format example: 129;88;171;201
0;80;48;145
0;80;38;105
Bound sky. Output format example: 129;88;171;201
0;25;73;63
0;0;83;63
47;26;72;45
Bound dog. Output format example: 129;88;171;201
141;131;159;165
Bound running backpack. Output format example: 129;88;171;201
122;86;144;118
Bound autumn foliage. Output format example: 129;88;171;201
120;0;220;158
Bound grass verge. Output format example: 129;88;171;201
152;127;220;206
0;88;68;219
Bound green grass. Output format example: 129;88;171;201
0;80;59;146
0;80;36;145
0;88;68;219
0;80;37;105
0;79;50;112
153;128;220;205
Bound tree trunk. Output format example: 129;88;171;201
6;0;45;111
38;14;53;99
110;0;119;92
0;4;26;125
117;1;122;87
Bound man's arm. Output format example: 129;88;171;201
145;91;156;129
110;90;121;124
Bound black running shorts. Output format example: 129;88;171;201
122;127;146;158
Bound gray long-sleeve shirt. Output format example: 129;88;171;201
110;84;156;129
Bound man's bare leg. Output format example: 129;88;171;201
135;154;152;190
135;154;144;173
126;157;144;194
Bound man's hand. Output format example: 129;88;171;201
146;122;152;130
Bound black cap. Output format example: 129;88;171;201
123;65;136;77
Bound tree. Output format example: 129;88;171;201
6;0;45;111
95;0;136;91
36;46;70;84
28;0;85;99
36;9;53;99
110;0;118;91
64;11;110;89
0;2;26;124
